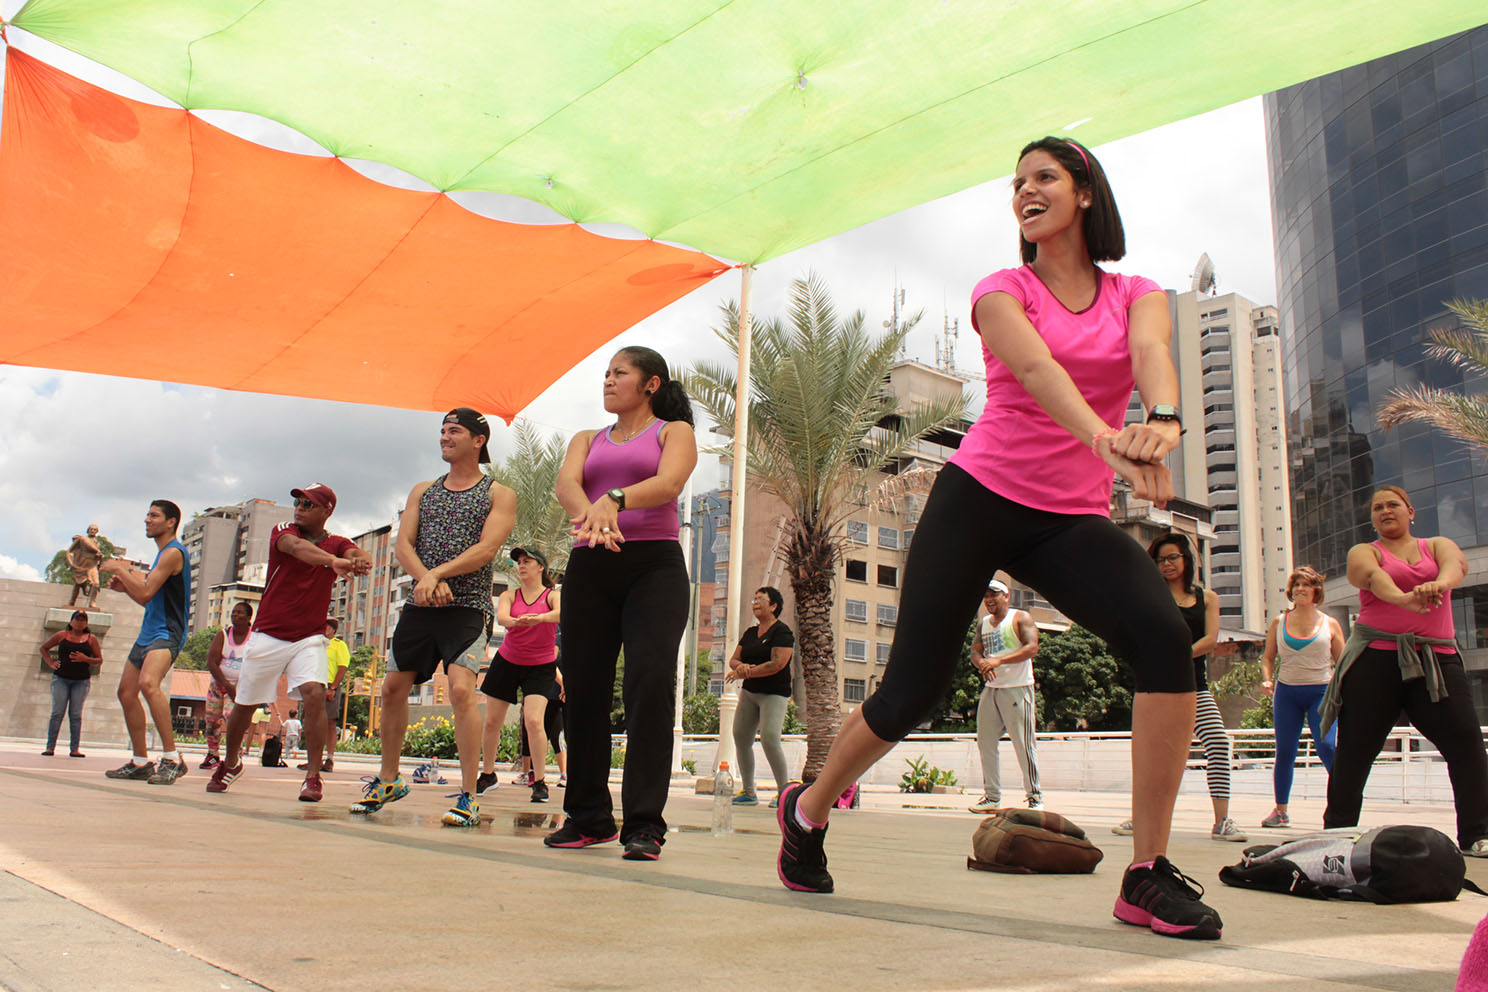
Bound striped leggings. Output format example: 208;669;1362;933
1194;689;1231;799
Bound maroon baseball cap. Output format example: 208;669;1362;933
290;483;337;511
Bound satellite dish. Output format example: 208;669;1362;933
1191;253;1217;295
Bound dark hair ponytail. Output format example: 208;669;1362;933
619;346;695;427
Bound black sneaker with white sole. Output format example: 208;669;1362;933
476;771;498;796
776;782;833;893
531;779;549;803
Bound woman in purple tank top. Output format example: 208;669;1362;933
544;346;697;861
1324;485;1486;856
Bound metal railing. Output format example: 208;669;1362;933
663;726;1481;805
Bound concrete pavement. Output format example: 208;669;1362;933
1;740;1482;991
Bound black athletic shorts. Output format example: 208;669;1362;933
388;605;487;686
480;653;559;704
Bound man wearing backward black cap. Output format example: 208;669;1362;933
350;407;515;828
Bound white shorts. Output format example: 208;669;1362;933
235;632;328;706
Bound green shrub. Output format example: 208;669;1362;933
898;754;958;793
611;747;626;768
683;693;719;734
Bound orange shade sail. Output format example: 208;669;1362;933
0;51;728;419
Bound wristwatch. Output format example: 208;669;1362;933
605;488;627;511
1146;404;1181;427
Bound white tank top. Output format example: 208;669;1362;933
1277;612;1332;686
982;611;1035;688
220;626;249;684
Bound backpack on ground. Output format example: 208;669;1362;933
260;735;284;767
1219;825;1486;903
967;808;1104;874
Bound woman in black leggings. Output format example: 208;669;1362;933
545;346;696;862
1321;484;1486;856
774;136;1220;940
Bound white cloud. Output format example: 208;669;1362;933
0;554;42;582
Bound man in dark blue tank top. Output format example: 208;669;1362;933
100;499;192;785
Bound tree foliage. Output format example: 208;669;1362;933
175;626;219;671
484;419;571;579
1033;625;1136;732
686;272;969;779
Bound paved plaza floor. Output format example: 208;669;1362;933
1;740;1483;991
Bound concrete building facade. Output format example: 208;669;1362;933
1169;289;1295;629
178;499;292;634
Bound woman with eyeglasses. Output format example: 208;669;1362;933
724;585;796;808
39;609;103;756
1112;533;1245;843
1321;485;1487;857
1256;566;1342;828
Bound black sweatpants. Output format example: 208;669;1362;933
559;541;687;842
861;463;1192;741
1323;647;1488;848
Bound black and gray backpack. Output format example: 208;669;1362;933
1219;825;1485;903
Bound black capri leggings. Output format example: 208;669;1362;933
862;463;1193;741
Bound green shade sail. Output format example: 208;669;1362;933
10;2;1487;263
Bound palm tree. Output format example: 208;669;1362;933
1378;298;1488;459
687;273;970;780
484;420;572;577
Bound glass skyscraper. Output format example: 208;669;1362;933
1265;26;1488;708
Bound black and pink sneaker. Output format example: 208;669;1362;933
543;821;619;849
1113;856;1222;939
777;782;833;893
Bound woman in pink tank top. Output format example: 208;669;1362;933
771;136;1221;939
1325;485;1485;856
477;547;561;803
546;345;697;860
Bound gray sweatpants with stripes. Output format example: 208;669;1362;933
976;683;1041;803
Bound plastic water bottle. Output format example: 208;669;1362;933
712;761;735;836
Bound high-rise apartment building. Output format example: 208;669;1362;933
1265;26;1488;713
179;498;292;633
1167;289;1294;630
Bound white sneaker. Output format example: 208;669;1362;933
1211;817;1248;842
1027;795;1043;810
1111;818;1134;836
968;795;1000;814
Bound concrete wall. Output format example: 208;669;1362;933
0;578;144;746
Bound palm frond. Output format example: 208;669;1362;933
1378;385;1488;459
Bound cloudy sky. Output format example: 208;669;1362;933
0;19;1277;579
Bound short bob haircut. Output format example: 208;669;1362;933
1147;531;1196;591
1286;566;1326;605
755;586;784;618
1016;136;1126;265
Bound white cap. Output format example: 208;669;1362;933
988;580;1009;594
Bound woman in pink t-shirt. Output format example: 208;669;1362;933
775;137;1221;940
1325;485;1485;856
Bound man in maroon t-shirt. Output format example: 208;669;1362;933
206;483;370;802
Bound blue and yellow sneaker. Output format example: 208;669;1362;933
349;774;409;814
441;791;480;827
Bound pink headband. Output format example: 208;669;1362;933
1066;139;1090;175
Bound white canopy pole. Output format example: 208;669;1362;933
671;477;692;776
714;263;753;774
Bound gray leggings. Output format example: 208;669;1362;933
732;689;790;793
